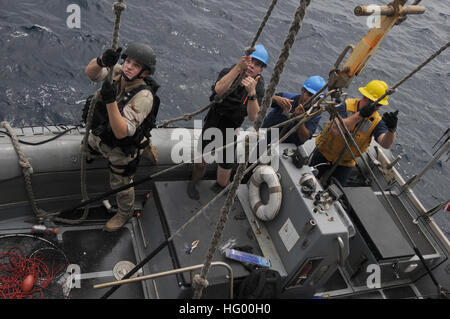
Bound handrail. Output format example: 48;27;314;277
93;261;234;299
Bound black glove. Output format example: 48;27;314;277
100;81;117;104
359;102;376;118
382;110;399;132
99;47;122;68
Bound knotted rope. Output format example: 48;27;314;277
111;1;126;56
100;102;322;299
249;0;278;48
52;1;126;225
0;122;46;219
390;41;449;92
193;0;312;299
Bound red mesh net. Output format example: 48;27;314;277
0;246;67;299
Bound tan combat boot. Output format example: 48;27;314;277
104;212;132;232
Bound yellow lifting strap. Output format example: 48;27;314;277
328;0;426;90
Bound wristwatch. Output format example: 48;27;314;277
96;57;105;68
247;95;257;101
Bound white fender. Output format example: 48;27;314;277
248;165;282;221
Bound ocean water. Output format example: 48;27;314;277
0;0;448;237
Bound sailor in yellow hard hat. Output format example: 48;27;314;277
310;80;399;185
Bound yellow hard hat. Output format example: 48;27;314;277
358;80;389;106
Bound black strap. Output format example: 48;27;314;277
87;143;102;156
108;155;141;177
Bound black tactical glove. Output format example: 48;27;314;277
98;47;122;68
100;81;117;104
382;110;399;132
359;102;376;118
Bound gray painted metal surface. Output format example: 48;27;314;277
0;126;448;299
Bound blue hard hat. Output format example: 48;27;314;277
249;44;269;67
302;75;327;94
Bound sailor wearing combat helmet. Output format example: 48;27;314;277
310;80;398;186
84;42;160;232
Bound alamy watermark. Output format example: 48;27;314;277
366;5;382;29
66;4;81;29
170;120;280;171
366;264;381;289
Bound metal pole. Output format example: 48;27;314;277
354;5;425;16
400;139;450;194
94;262;234;299
413;198;450;224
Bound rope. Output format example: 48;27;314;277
360;41;450;107
191;274;209;292
111;1;126;55
278;83;328;137
0;125;82;146
160;0;280;128
57;86;329;224
52;1;126;225
249;0;278;48
193;0;312;299
0;122;46;219
98;2;447;299
321;119;363;183
318;41;450;181
390;41;449;91
305;96;446;294
100;106;322;299
193;136;250;299
160;74;248;128
329;111;445;293
254;0;311;131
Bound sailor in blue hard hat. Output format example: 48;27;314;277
249;44;269;68
187;44;269;200
262;75;327;145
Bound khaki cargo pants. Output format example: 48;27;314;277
87;133;138;218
